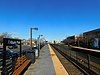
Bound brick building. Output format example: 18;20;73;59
83;28;100;49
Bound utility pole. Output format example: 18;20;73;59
38;35;43;57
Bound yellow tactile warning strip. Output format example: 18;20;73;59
48;44;69;75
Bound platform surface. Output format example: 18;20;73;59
24;44;68;75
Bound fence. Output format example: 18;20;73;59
0;38;32;75
0;38;45;75
69;46;100;75
51;44;100;75
0;49;32;75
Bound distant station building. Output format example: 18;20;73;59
66;35;76;45
83;28;100;49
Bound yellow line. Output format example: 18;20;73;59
48;44;69;75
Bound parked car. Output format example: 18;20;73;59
0;50;19;59
0;45;3;50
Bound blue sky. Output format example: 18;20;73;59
0;0;100;41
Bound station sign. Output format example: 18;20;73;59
3;38;21;46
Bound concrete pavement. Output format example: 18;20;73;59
24;44;68;75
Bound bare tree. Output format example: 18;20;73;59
0;32;12;44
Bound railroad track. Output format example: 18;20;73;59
50;44;99;75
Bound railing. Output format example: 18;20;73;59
0;38;37;75
0;50;32;75
0;56;17;75
70;46;100;75
51;44;100;75
0;58;3;74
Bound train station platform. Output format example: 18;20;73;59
24;44;68;75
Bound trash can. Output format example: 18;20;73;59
27;50;35;63
32;47;39;58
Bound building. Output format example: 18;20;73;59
24;39;37;46
66;35;76;45
83;28;100;49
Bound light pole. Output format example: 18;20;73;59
30;28;38;49
38;35;43;57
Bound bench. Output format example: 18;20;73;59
12;55;31;75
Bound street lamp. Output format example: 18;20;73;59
37;35;43;57
30;28;38;49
